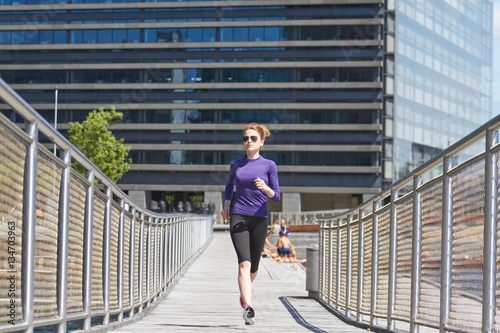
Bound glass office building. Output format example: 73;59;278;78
390;0;493;182
0;0;385;213
0;0;492;213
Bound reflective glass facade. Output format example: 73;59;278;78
392;0;493;180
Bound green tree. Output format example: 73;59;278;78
69;106;132;183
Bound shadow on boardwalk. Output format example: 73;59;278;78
112;232;365;332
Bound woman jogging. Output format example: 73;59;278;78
221;123;280;325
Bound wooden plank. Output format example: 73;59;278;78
113;232;366;332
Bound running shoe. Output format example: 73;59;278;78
242;304;255;325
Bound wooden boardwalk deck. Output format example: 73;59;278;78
111;232;366;333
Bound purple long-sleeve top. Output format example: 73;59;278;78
224;156;280;217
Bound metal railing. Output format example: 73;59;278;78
318;114;500;333
270;210;347;226
213;210;347;228
0;78;213;332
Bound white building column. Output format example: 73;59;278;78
282;192;301;212
204;191;222;215
129;190;146;208
362;194;374;203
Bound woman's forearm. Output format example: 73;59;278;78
264;187;275;198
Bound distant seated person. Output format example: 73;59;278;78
280;219;290;236
276;231;297;270
261;234;278;259
268;219;280;236
289;248;306;269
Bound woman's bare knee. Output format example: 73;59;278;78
239;261;251;271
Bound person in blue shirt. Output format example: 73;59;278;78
221;123;280;325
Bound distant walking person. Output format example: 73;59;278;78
221;123;280;325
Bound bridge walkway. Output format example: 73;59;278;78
112;231;365;333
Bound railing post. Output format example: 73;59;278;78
183;217;186;267
318;220;325;300
318;220;325;301
356;209;365;322
184;218;188;265
191;218;194;259
190;218;193;261
56;149;71;333
102;186;112;325
336;218;342;311
22;120;38;333
187;218;191;262
346;214;353;318
159;219;164;293
82;170;94;330
370;200;380;326
192;218;196;257
170;217;174;284
410;175;422;333
440;157;453;331
171;218;175;279
179;219;182;275
178;217;181;273
183;219;187;266
185;218;188;265
153;219;158;302
327;219;334;307
387;189;398;330
117;198;125;322
165;217;170;288
161;218;166;290
186;216;192;264
146;217;152;307
137;212;145;314
173;217;175;275
182;217;185;268
175;217;180;277
483;129;498;333
128;206;136;319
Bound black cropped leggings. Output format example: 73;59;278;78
229;214;268;273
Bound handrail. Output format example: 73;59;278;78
317;113;500;332
0;78;213;332
269;209;348;227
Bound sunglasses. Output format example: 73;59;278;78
242;135;258;143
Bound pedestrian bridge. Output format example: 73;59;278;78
1;77;500;333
